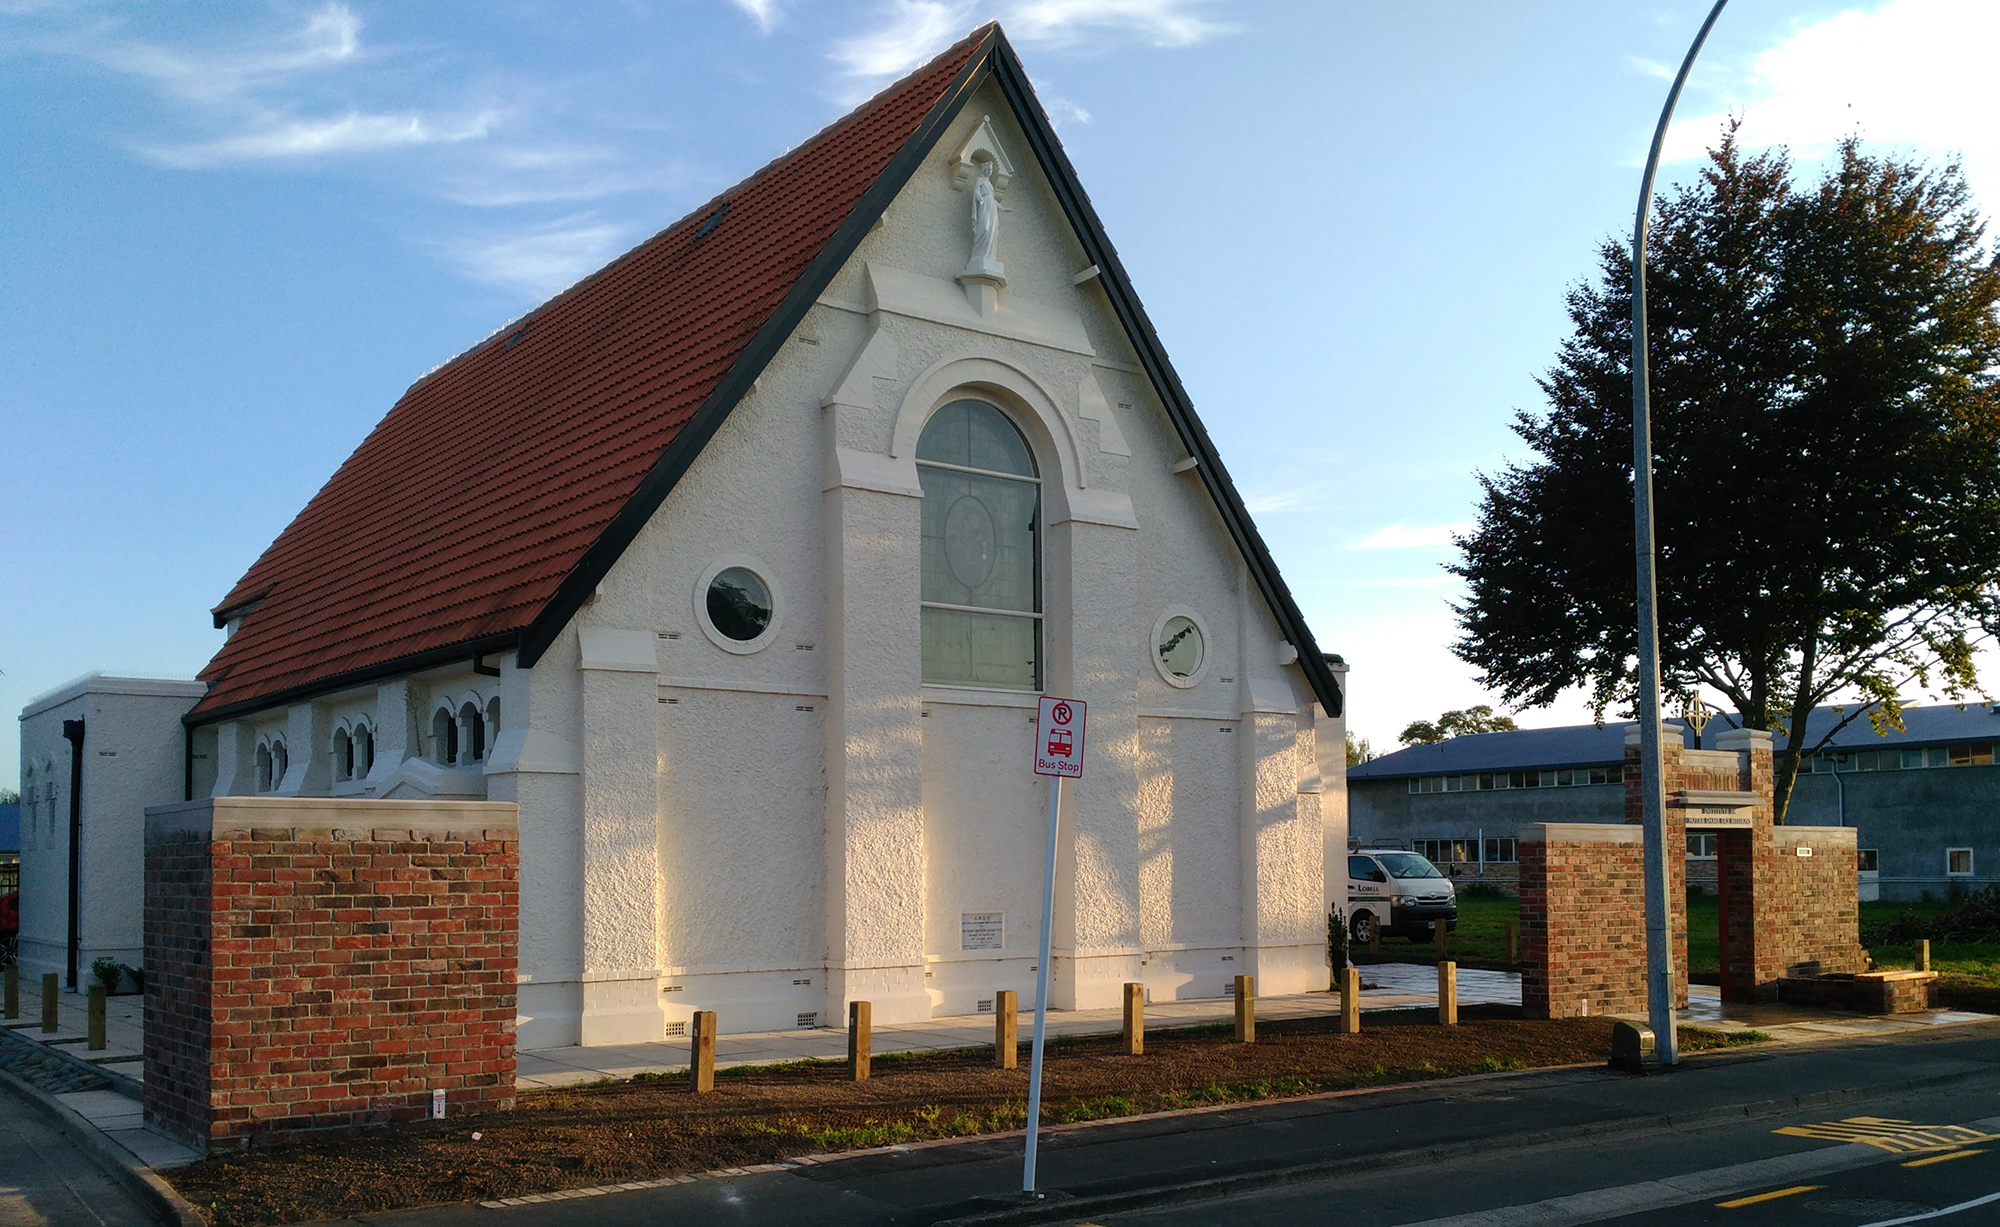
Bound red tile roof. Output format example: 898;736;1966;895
191;27;995;720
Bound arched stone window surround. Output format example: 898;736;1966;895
255;734;288;792
458;700;487;763
430;689;490;766
889;355;1084;521
330;716;377;782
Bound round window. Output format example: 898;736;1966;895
706;567;773;642
1157;615;1204;680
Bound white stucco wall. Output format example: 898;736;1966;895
170;79;1337;1048
16;675;207;988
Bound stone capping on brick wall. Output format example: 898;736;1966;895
1519;822;1643;844
1773;826;1859;848
144;795;520;837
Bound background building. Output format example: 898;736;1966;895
1348;703;2000;901
16;675;207;987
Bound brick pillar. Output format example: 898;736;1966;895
1518;822;1650;1019
143;797;518;1153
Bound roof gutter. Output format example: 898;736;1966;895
185;630;521;728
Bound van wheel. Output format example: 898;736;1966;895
1349;911;1376;946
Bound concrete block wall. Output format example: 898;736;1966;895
143;797;518;1152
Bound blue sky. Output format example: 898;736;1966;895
4;0;1997;784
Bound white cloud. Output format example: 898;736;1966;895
148;109;497;168
832;0;975;81
1352;523;1472;550
1662;0;2000;205
1005;0;1227;49
832;0;1227;92
731;0;783;33
93;3;362;108
442;216;629;299
1242;483;1334;515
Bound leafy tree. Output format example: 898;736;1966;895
0;788;17;805
1452;132;2000;821
1345;732;1375;767
1398;705;1518;746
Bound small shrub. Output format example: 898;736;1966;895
91;957;123;994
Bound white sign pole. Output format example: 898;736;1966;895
1023;695;1085;1195
1022;771;1060;1194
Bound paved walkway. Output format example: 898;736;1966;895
519;964;1995;1088
2;980;198;1170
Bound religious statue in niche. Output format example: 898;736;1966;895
965;157;1009;279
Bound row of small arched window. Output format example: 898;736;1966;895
242;698;499;793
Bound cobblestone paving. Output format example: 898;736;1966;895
0;1029;110;1094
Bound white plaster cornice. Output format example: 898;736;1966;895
865;263;1093;357
578;627;659;673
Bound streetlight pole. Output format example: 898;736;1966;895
1632;0;1727;1069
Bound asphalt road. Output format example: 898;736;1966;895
338;1022;2000;1227
0;1080;158;1227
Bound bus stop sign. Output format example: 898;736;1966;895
1034;696;1086;778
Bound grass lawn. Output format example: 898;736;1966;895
1350;893;2000;1009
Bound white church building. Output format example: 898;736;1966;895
45;26;1350;1050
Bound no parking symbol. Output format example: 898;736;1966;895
1033;696;1086;779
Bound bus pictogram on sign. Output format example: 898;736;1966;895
1034;696;1086;778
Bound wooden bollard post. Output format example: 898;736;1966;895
88;985;107;1050
1915;939;1931;972
994;990;1018;1069
690;1010;717;1093
1341;966;1361;1034
1438;961;1458;1026
1434;919;1449;958
1233;974;1255;1043
3;964;16;1020
41;973;59;1034
1368;921;1381;955
1504;920;1520;966
848;1000;872;1081
1122;982;1144;1056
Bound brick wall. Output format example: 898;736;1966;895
1765;827;1868;980
1519;823;1687;1019
143;797;518;1152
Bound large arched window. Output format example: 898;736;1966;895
917;399;1040;689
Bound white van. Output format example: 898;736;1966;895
1347;848;1458;945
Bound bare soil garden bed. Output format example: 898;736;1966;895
168;1006;1663;1227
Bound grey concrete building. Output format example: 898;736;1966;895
1348;704;2000;902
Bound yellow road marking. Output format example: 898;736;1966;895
1903;1148;1989;1168
1774;1116;1998;1155
1716;1185;1823;1208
